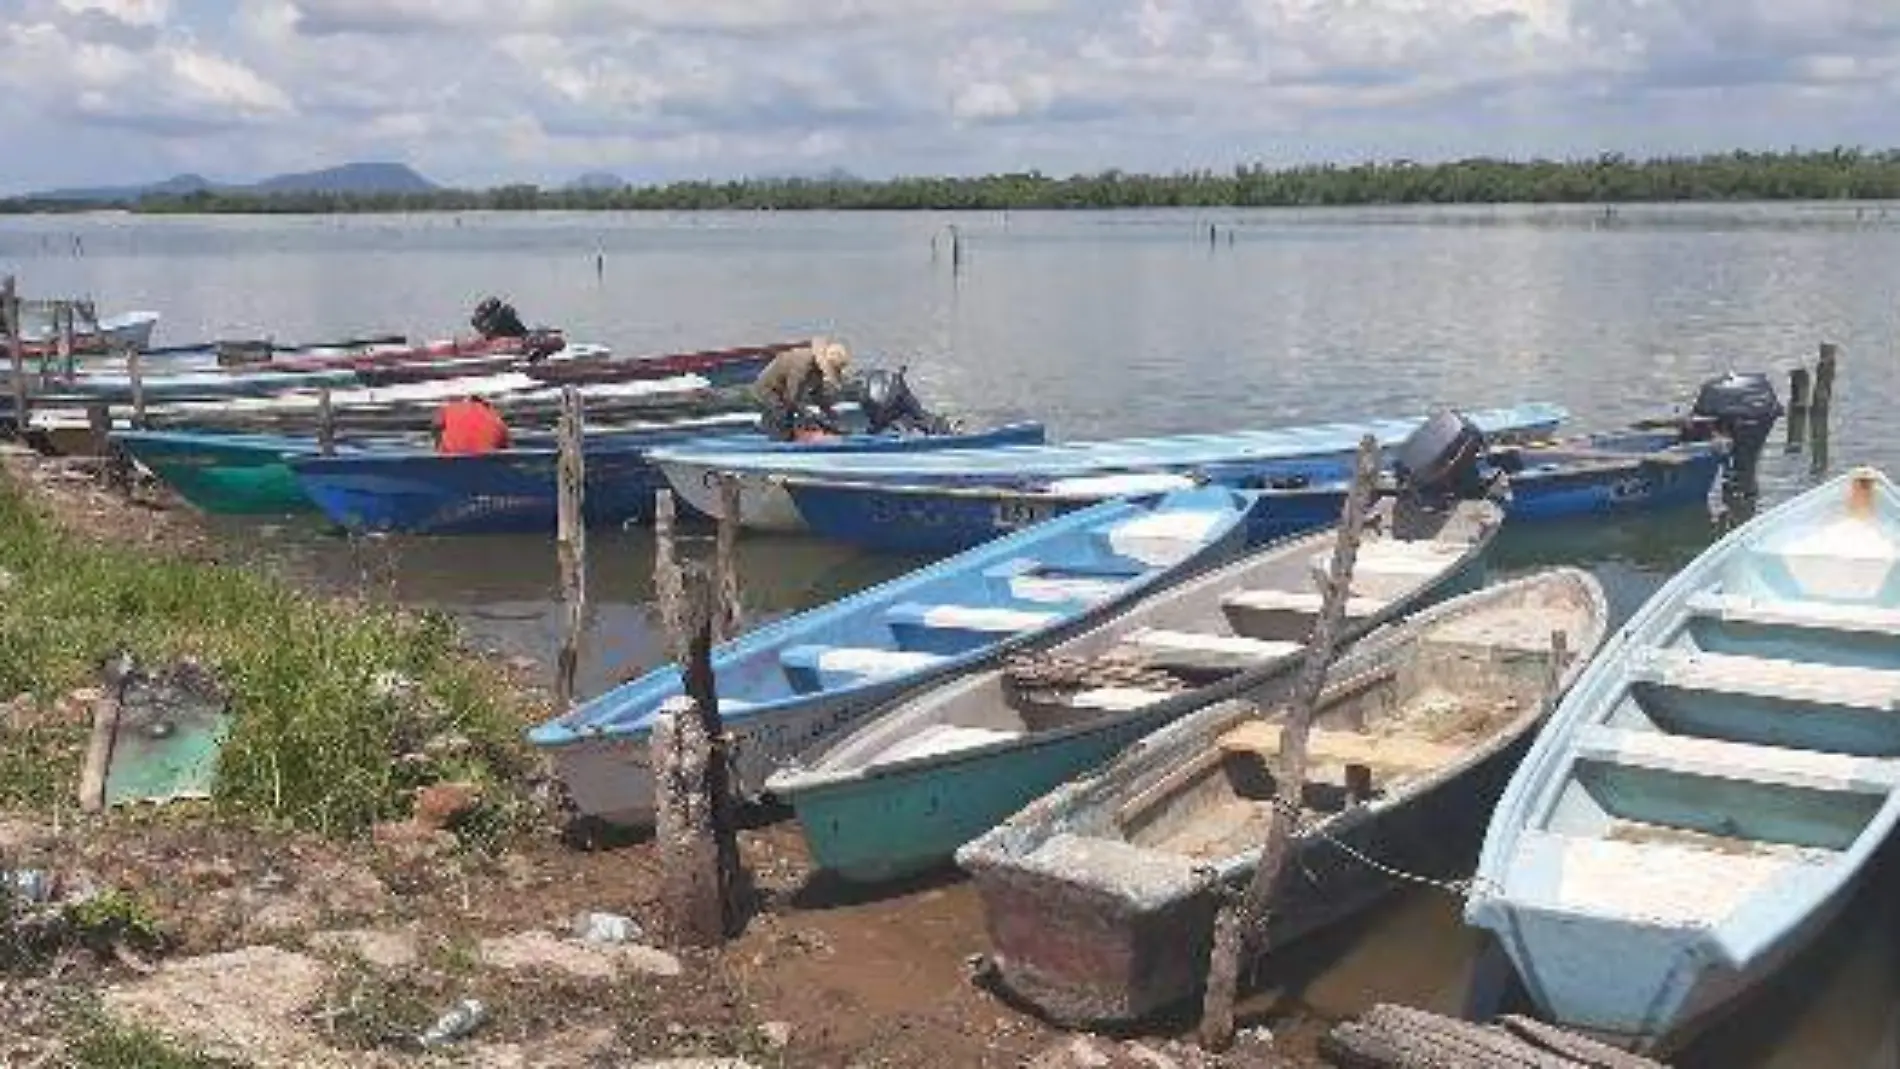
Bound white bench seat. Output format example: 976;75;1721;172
1061;687;1179;713
1639;649;1900;711
1221;588;1391;617
1574;724;1900;794
1687;592;1900;636
780;645;947;692
1122;628;1303;673
880;724;1022;762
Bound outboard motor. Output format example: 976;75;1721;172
1691;371;1782;492
470;296;528;340
1392;408;1489;506
858;367;951;435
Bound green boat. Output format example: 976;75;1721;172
112;431;332;514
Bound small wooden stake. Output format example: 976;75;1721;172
86;402;111;457
1811;342;1838;416
714;476;743;640
1200;434;1383;1052
316;388;336;455
554;386;587;711
654;487;687;664
1785;365;1811;454
78;684;123;812
3;277;26;437
55;302;75;384
652;574;745;948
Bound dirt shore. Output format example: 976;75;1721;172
0;447;1308;1069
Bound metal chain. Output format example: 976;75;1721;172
1265;795;1500;900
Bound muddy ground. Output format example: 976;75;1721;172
0;447;1317;1068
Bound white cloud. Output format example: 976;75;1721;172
1;0;1898;191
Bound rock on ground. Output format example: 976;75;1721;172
101;946;368;1069
479;929;683;981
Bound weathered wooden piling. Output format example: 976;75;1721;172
1784;364;1811;453
554;387;587;711
1810;342;1838;418
651;571;746;948
127;345;146;429
1200;433;1383;1051
316;388;336;455
86;403;112;460
53;302;75;385
713;476;743;641
4;277;26;435
653;488;687;664
1321;1004;1665;1069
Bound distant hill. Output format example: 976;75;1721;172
26;162;440;203
567;172;628;191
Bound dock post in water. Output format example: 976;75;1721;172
1811;341;1838;417
554;387;587;712
86;402;111;458
1784;364;1811;453
55;302;76;384
1200;433;1383;1052
3;277;26;438
316;388;336;455
127;345;146;429
652;572;747;948
714;476;743;641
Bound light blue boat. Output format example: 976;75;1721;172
765;495;1504;882
652;402;1568;532
1466;466;1900;1054
528;486;1262;827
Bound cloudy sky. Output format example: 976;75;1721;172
3;0;1898;192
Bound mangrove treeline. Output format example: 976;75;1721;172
13;149;1900;214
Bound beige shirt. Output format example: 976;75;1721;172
752;347;829;408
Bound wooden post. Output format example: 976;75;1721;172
1811;342;1838;417
1200;434;1383;1052
652;573;745;947
714;476;743;641
654;487;687;664
127;345;146;429
86;402;111;458
316;388;336;455
1784;365;1811;454
3;277;25;438
55;301;75;385
554;386;587;711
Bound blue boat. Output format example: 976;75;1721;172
653;402;1568;533
1465;466;1900;1054
782;427;1726;555
765;495;1503;883
528;486;1262;826
289;422;1047;535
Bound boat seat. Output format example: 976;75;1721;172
1095;509;1227;567
1311;540;1457;578
1573;725;1900;794
1218;720;1462;775
879;723;1022;763
779;644;947;693
885;602;1063;656
1638;649;1900;711
1120;629;1303;674
1061;687;1179;713
1686;592;1900;636
1006;574;1128;606
1220;588;1389;641
1510;829;1810;924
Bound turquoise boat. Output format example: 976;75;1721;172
766;495;1503;882
1466;466;1900;1054
113;431;337;514
530;486;1262;828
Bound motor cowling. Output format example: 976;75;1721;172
858;367;950;435
1691;371;1781;484
1393;409;1488;501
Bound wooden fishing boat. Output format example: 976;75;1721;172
766;495;1502;883
1465;466;1900;1054
17;309;159;354
528;486;1263;826
650;402;1568;533
523;341;799;388
956;569;1608;1026
289;422;1046;535
782;426;1719;554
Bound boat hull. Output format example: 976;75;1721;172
115;432;318;514
974;729;1530;1025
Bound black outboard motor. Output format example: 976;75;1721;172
858;367;951;435
1392;408;1489;506
1691;371;1782;492
471;296;528;340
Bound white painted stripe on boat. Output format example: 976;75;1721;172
880;724;1023;763
791;647;947;678
909;605;1061;632
1574;725;1900;793
1221;589;1389;616
1064;687;1173;712
1124;629;1303;665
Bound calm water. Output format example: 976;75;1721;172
6;206;1900;1063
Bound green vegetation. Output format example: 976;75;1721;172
67;1017;242;1069
0;471;537;838
11;149;1900;214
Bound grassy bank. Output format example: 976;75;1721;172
0;469;539;839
